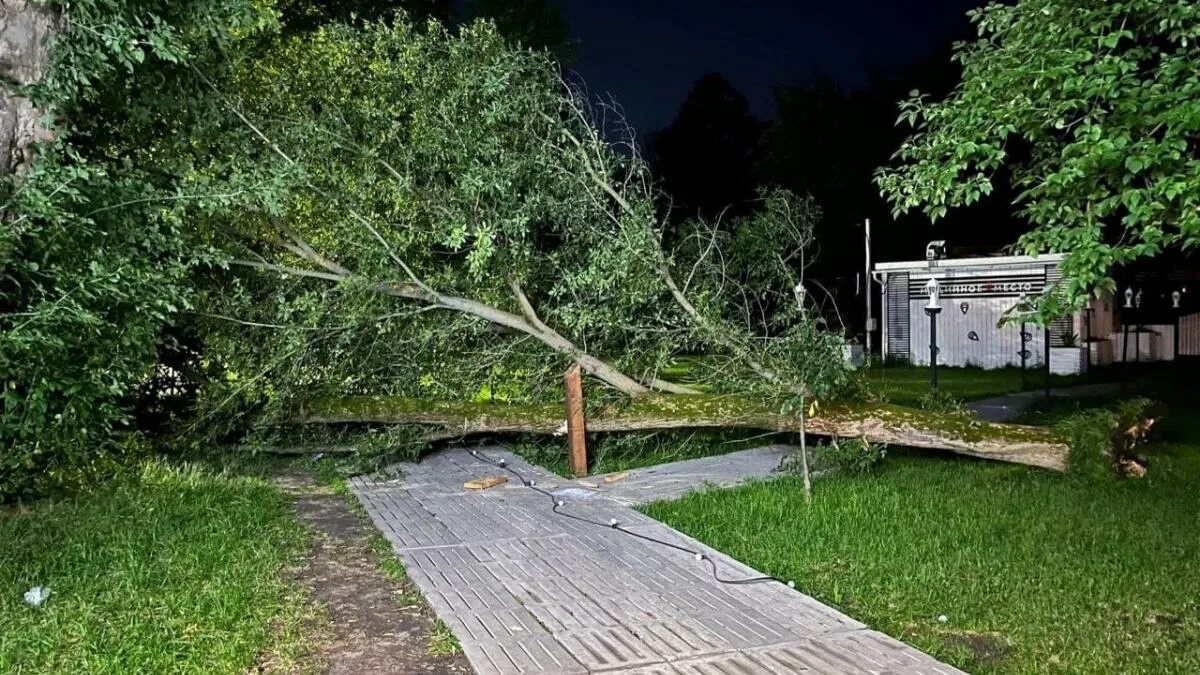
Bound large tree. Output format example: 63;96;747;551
0;0;279;496
651;74;763;223
877;0;1200;316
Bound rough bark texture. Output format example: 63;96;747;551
0;0;56;176
296;394;1074;471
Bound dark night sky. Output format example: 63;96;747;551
558;0;983;136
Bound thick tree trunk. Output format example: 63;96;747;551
295;394;1075;471
0;0;56;176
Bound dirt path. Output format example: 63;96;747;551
272;473;472;674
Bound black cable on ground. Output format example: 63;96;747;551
469;448;793;589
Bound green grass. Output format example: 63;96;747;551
642;367;1200;674
428;620;462;656
863;364;1086;407
0;461;313;674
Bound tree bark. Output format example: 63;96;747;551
294;394;1077;471
0;0;56;177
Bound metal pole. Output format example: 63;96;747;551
864;218;872;359
1044;325;1051;398
1022;319;1032;389
925;307;941;390
1083;308;1093;381
1176;310;1182;361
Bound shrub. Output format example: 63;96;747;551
918;389;967;415
822;437;888;474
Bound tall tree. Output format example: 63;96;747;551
1;0;277;497
650;74;763;222
877;0;1200;316
758;35;1029;268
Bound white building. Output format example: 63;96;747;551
874;253;1118;372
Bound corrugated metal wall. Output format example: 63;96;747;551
1181;313;1200;356
908;296;1046;368
898;264;1052;369
885;272;911;361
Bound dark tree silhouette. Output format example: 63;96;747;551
650;74;764;222
760;41;1028;280
466;0;574;61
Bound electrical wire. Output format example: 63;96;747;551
469;448;793;588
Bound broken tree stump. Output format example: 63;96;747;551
564;364;588;477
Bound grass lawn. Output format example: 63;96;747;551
0;461;313;674
863;364;1085;407
642;366;1200;674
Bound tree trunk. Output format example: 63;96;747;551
0;0;56;177
294;394;1077;471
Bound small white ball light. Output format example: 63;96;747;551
787;581;796;589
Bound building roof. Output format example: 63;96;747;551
875;253;1065;273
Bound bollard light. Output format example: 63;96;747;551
924;278;943;389
925;278;942;311
1173;290;1182;309
1124;287;1134;309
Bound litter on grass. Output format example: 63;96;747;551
24;586;50;607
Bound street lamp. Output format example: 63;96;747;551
924;278;943;389
1173;289;1183;359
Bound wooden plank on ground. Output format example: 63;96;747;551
463;476;507;490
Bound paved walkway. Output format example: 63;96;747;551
576;444;796;506
967;382;1120;422
351;447;962;674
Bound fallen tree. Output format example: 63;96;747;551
294;394;1169;475
182;18;1162;484
297;394;1072;471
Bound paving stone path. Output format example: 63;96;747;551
967;382;1120;422
351;447;963;674
575;445;796;506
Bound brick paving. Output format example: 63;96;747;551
577;444;797;506
351;447;964;674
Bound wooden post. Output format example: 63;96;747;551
564;364;588;477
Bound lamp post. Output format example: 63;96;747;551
1018;293;1029;389
1083;305;1094;382
1173;289;1183;360
1135;287;1143;364
924;278;943;390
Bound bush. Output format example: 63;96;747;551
918;389;967;415
822;437;888;474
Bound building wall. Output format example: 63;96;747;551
908;295;1047;368
884;261;1054;369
